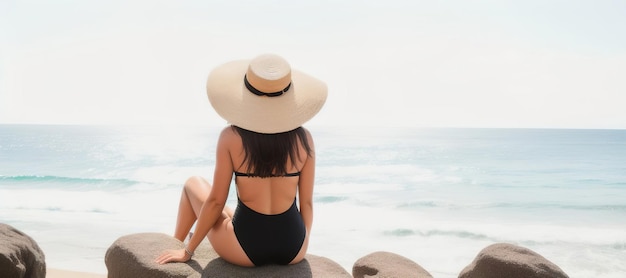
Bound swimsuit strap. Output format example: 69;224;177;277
234;171;301;178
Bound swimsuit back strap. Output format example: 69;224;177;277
234;171;301;177
234;171;251;177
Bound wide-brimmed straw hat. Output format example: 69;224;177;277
206;54;327;134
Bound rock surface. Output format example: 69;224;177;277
0;223;46;278
352;251;433;278
105;233;351;278
459;243;569;278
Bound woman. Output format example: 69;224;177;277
155;54;327;266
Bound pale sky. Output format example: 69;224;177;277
1;0;625;129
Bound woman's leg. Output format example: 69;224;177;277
173;176;211;241
173;176;253;266
208;212;254;267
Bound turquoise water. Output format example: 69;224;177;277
1;125;625;277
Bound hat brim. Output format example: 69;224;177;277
207;60;328;133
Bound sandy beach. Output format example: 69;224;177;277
47;268;106;278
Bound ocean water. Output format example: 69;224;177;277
1;124;625;277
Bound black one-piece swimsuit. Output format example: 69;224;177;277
231;171;306;266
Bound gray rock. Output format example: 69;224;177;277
459;243;569;278
105;233;351;278
352;251;433;278
0;223;46;278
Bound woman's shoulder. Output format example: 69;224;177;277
301;127;315;143
219;125;234;134
217;126;239;144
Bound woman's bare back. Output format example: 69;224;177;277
226;127;308;214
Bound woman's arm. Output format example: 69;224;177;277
298;129;315;236
186;128;233;252
156;128;234;264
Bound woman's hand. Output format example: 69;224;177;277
155;249;191;264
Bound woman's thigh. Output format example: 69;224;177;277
184;176;211;215
208;215;254;267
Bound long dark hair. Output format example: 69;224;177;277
232;126;313;177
